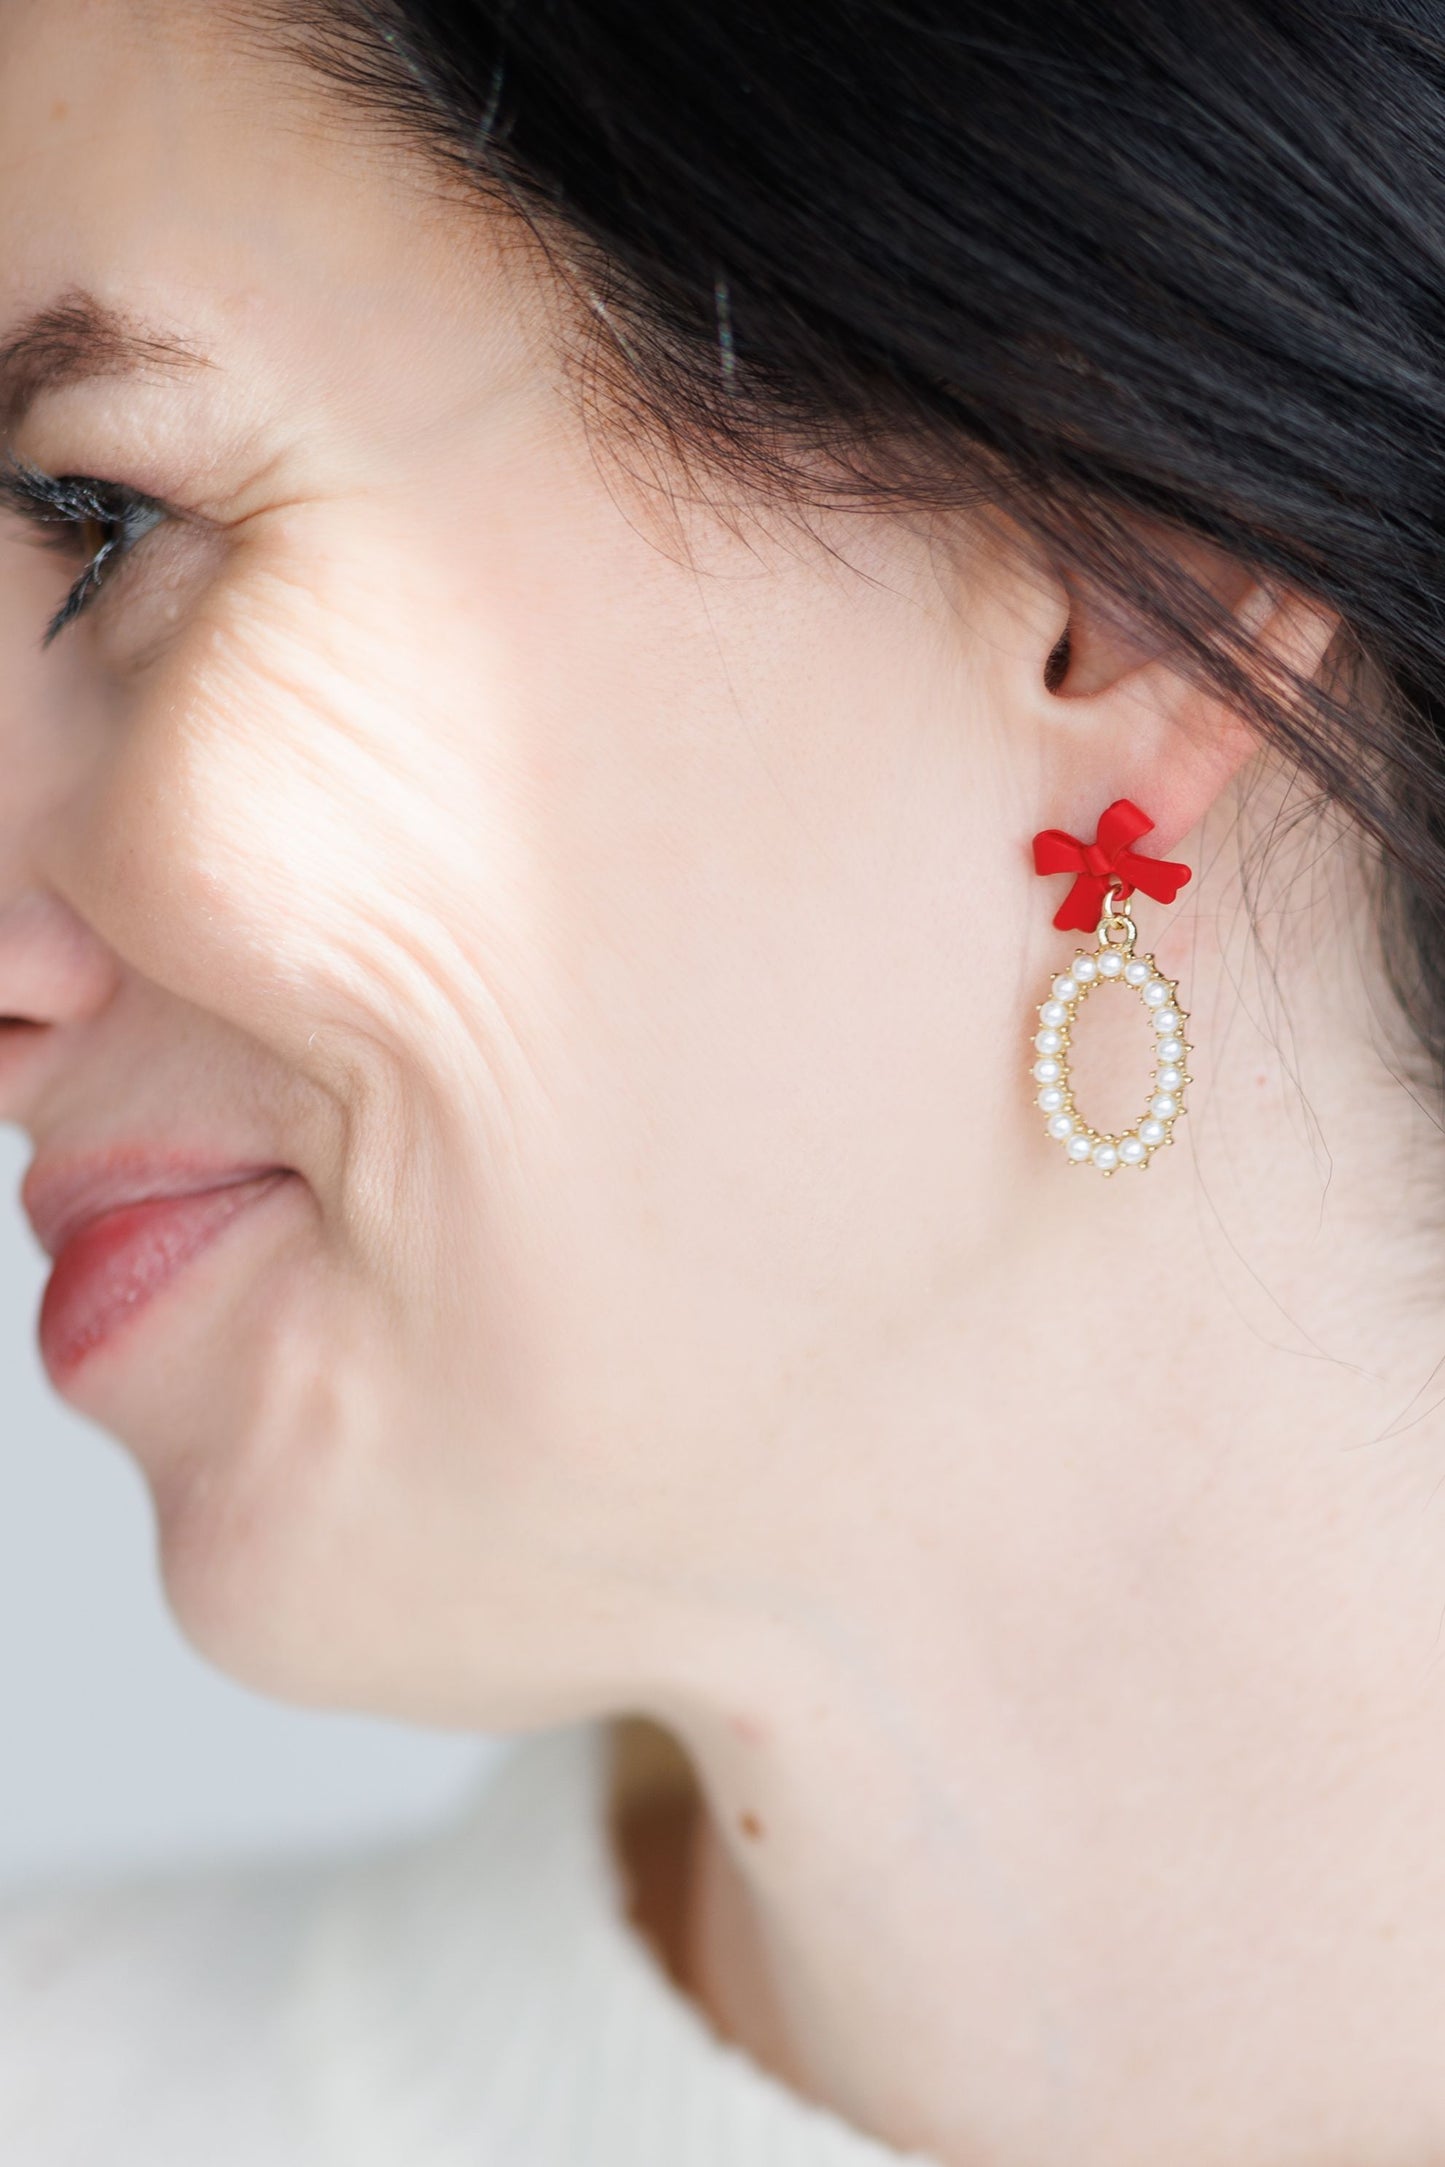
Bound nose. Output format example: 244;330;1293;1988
0;889;122;1123
0;888;120;1021
0;535;125;1118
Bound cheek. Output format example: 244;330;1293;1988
420;583;1021;1484
70;549;550;1255
55;511;1020;1714
129;525;1000;1404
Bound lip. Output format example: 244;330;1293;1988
23;1149;299;1385
22;1146;294;1261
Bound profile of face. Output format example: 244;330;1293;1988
0;1;1284;1729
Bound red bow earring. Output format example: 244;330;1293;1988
1031;796;1192;933
1027;799;1193;1175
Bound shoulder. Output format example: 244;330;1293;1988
0;1844;338;2166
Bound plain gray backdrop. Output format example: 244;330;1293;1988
0;1122;505;1897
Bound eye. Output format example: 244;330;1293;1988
0;454;170;646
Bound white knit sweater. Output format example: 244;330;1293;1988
0;1717;942;2165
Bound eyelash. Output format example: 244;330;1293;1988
0;454;169;647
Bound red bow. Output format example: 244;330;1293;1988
1031;799;1191;933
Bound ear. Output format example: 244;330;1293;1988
1009;526;1339;870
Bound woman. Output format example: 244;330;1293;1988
2;0;1442;2160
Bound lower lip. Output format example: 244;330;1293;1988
38;1171;296;1383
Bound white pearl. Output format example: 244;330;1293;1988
1035;1028;1063;1055
1150;1093;1178;1119
1033;1058;1062;1083
1124;959;1151;985
1155;1065;1183;1093
1142;978;1170;1006
1152;1007;1181;1034
1139;1116;1166;1144
1157;1036;1185;1064
1073;954;1099;983
1038;1085;1065;1112
1091;1141;1119;1170
1097;950;1125;977
1047;1112;1076;1140
1066;1134;1093;1161
1040;999;1069;1027
1052;974;1079;1002
1118;1135;1147;1163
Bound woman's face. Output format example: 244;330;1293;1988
0;1;1067;1722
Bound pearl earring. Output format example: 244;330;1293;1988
1028;799;1193;1174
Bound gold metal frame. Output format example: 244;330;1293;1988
1029;880;1192;1174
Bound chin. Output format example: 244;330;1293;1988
136;1330;543;1729
121;1235;405;1711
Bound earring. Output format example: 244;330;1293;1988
1028;799;1193;1174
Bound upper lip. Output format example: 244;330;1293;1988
22;1148;292;1261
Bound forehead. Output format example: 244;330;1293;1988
0;0;466;384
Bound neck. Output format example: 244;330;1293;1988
635;805;1445;2167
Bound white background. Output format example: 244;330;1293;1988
0;1122;502;1895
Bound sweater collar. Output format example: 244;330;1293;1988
285;1717;943;2167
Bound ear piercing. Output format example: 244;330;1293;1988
1028;799;1193;1174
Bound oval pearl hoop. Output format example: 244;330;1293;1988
1030;881;1192;1174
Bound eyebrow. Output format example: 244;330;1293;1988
0;290;213;437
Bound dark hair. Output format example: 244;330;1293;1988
255;0;1445;1093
